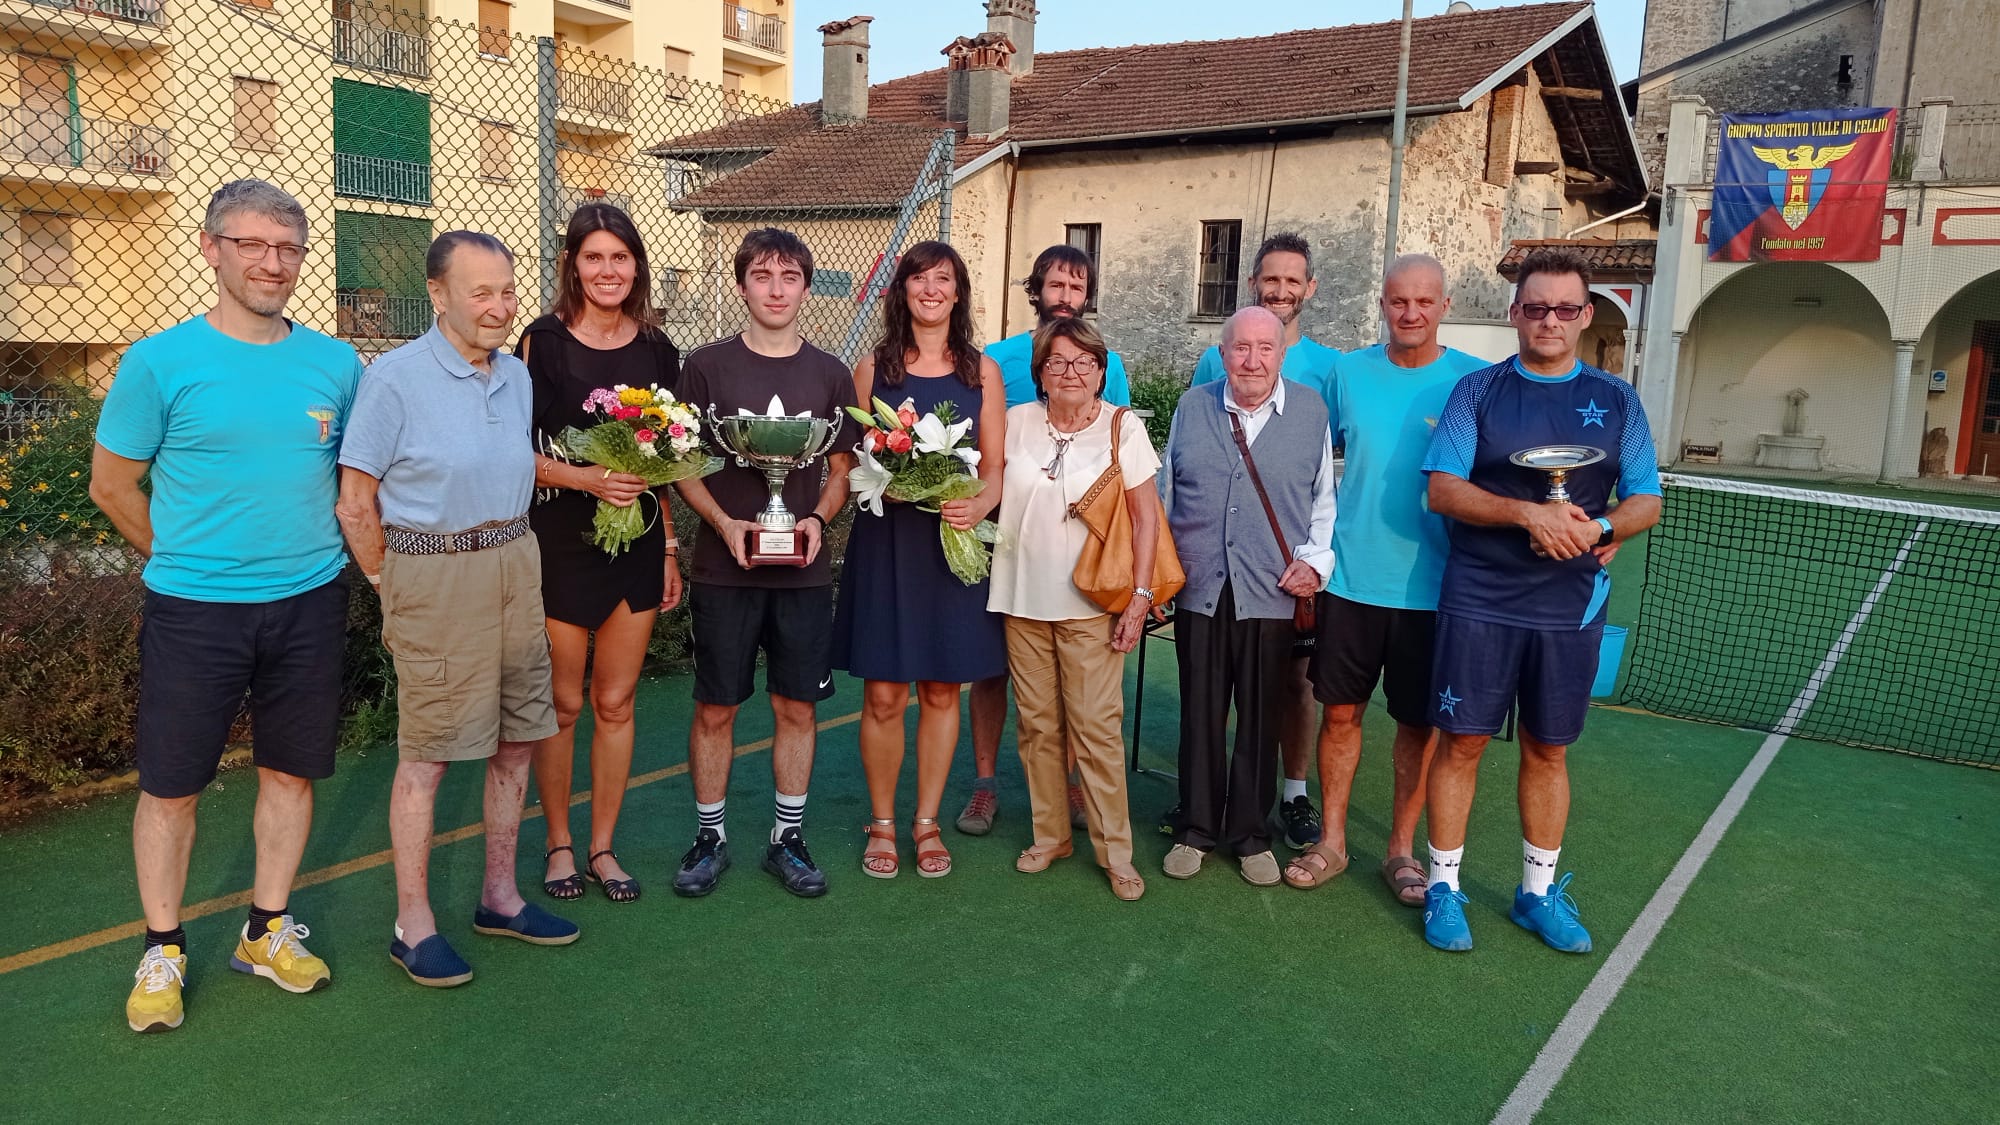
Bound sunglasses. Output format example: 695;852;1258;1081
1516;303;1587;322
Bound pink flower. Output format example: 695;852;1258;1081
884;429;913;454
667;423;687;438
635;428;655;443
863;428;883;452
896;405;919;430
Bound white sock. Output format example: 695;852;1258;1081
1283;777;1308;802
1523;840;1560;896
1427;842;1463;891
696;799;726;843
772;791;807;844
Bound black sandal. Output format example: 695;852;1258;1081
586;849;641;903
542;845;585;901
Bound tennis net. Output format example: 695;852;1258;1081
1623;474;2000;767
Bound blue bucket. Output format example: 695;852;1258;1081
1591;625;1628;698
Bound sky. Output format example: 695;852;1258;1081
790;0;1648;102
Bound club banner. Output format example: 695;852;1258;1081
1708;108;1896;262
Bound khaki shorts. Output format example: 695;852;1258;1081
380;531;557;762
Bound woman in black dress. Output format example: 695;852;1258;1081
519;203;681;903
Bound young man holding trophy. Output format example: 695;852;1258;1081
671;228;860;898
1416;246;1662;955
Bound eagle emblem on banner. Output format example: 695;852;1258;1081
1750;141;1859;228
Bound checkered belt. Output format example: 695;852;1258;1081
383;515;529;556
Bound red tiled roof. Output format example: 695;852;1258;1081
669;120;945;213
654;2;1622;209
1499;239;1658;278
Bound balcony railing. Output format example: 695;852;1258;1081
557;185;634;217
335;289;431;340
332;16;430;79
333;151;432;205
722;4;783;55
2;109;171;177
556;68;632;121
24;0;166;30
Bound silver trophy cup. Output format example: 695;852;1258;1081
1509;444;1606;504
706;407;840;566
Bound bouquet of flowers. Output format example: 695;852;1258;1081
557;383;721;556
845;396;997;585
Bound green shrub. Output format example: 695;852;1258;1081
0;565;145;800
1127;355;1190;450
1;389;114;547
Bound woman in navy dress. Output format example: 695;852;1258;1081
831;241;1007;879
518;203;681;903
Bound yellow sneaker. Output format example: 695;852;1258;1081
126;944;186;1033
229;916;331;994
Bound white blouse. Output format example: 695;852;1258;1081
987;400;1162;622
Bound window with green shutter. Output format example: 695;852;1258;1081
332;78;432;205
335;211;432;339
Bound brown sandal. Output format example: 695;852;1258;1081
861;819;898;879
912;817;952;878
1380;854;1428;906
1282;841;1350;890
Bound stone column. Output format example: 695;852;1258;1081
1912;98;1952;182
1880;339;1920;481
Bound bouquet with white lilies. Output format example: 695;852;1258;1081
844;395;998;584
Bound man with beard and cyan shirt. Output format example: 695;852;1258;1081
956;244;1133;838
1178;232;1340;853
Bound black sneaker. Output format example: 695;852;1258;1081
762;827;828;898
672;828;730;898
1278;795;1323;850
1157;804;1181;837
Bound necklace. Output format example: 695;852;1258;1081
1042;403;1099;479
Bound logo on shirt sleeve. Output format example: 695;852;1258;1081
1576;400;1608;428
307;407;336;444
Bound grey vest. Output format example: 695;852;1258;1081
1166;380;1328;620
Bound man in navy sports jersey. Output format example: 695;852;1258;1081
1416;247;1662;954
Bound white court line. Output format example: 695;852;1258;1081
1492;521;1931;1125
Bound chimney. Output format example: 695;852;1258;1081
984;0;1035;76
819;15;873;121
943;37;973;124
964;34;1015;139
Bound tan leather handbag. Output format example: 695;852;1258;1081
1068;408;1186;615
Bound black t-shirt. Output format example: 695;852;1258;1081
677;334;859;588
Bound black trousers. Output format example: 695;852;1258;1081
1174;583;1296;855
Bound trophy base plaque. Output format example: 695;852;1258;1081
749;527;808;567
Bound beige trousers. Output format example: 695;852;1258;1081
1004;614;1134;868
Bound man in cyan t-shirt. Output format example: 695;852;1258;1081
1282;253;1487;903
93;180;361;1032
1418;247;1662;955
1187;232;1341;849
672;228;860;900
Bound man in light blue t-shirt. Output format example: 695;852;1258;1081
1182;233;1340;850
960;243;1131;836
1284;253;1487;903
92;180;361;1032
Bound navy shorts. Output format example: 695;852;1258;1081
136;580;349;799
1429;612;1602;746
689;581;836;707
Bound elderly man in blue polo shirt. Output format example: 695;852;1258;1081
1159;305;1337;886
336;230;575;988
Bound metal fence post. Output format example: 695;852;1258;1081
536;35;560;309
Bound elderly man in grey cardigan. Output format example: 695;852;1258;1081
1159;306;1338;885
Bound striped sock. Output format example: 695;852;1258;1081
1523;840;1561;896
696;799;726;843
772;791;807;843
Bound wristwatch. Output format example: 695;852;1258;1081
1595;517;1614;548
1132;586;1155;602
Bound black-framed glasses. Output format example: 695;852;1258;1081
1517;302;1587;322
214;234;308;266
1042;356;1102;376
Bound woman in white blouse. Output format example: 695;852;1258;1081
987;318;1162;901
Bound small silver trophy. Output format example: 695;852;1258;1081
1509;445;1605;504
707;398;840;566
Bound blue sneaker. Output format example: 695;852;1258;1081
763;827;829;898
472;902;580;946
390;929;473;988
1511;872;1593;953
1423;883;1474;952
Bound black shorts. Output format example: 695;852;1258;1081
136;580;349;799
690;581;836;707
1308;593;1437;728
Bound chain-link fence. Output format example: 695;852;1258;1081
0;1;952;797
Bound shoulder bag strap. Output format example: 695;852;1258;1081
1065;405;1129;520
1227;410;1293;570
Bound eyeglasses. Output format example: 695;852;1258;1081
1042;356;1102;376
1516;303;1587;322
214;234;308;266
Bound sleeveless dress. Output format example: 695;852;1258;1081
831;370;1009;683
518;314;682;629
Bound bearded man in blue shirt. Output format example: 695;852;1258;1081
1417;247;1662;955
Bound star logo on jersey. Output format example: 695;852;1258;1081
1437;686;1461;716
1576;400;1608;428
